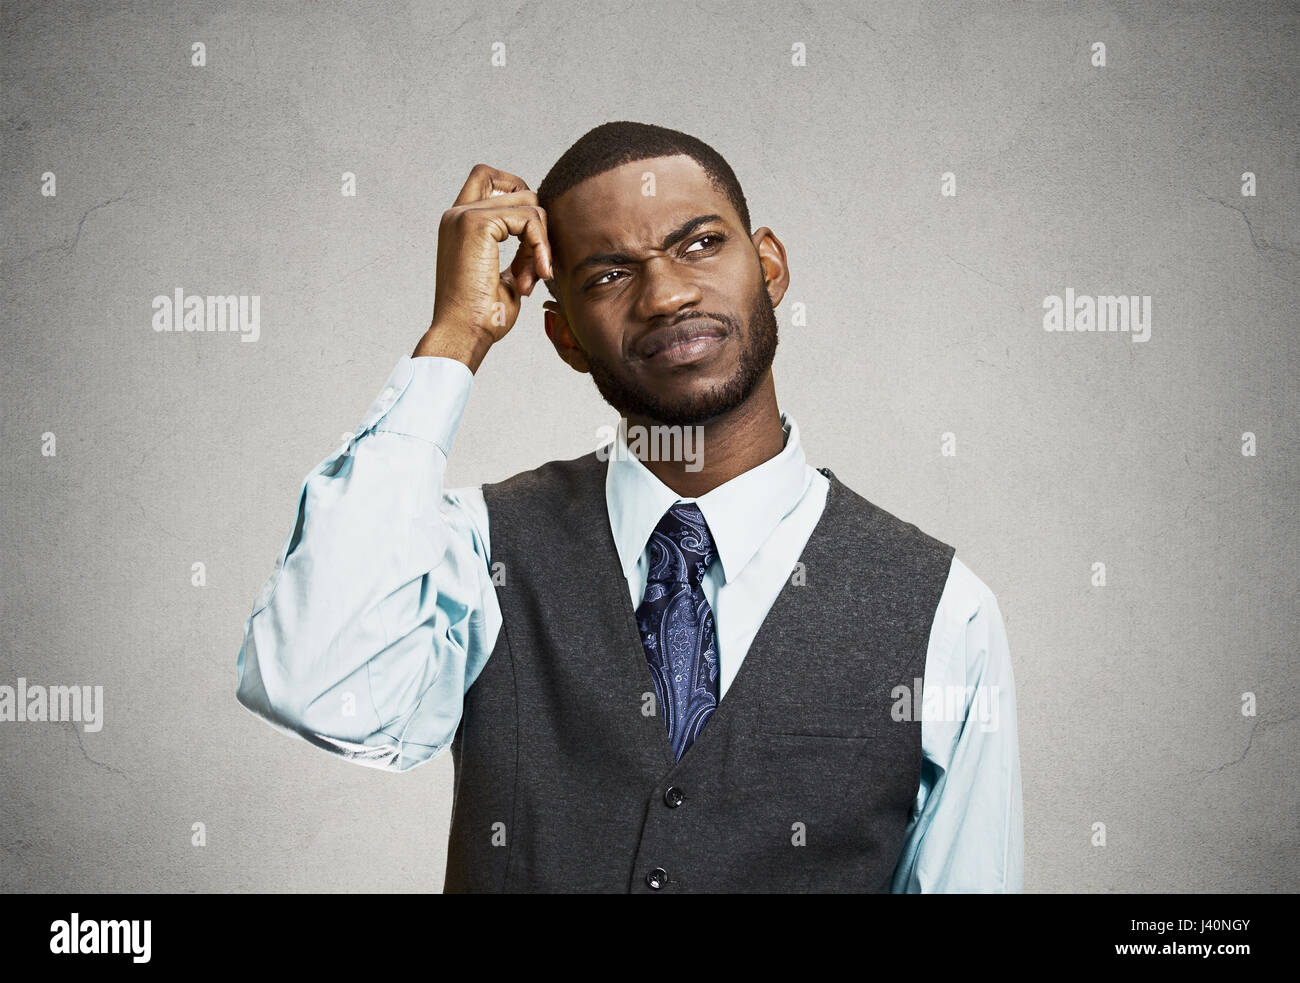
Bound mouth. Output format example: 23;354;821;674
632;318;729;364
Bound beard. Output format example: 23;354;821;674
581;272;779;427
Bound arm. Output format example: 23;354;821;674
234;354;500;771
236;163;551;771
890;556;1024;892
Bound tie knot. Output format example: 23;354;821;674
646;502;715;586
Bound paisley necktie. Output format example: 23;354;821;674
635;502;719;761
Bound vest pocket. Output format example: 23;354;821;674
758;699;885;739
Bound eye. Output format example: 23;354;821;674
685;232;725;253
591;269;627;287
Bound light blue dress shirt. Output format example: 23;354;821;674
236;354;1024;893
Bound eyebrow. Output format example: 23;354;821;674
571;214;726;276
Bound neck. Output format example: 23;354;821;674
625;372;785;498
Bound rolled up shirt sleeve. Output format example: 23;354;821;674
235;355;501;772
891;556;1024;892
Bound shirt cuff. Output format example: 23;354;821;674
357;355;474;456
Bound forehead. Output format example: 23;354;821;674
548;154;738;266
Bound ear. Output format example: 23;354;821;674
543;301;590;374
751;227;790;309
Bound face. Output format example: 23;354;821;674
543;154;789;427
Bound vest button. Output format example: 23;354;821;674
663;786;685;808
646;867;669;889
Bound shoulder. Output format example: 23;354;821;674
928;555;1011;684
482;450;604;499
822;468;955;563
946;556;993;611
478;451;608;536
938;555;1002;626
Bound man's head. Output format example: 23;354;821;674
536;121;789;427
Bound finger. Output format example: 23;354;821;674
510;243;537;296
515;206;551;281
534;233;551;284
458;190;547;274
531;205;552;280
482;206;552;282
453;164;531;206
457;188;537;210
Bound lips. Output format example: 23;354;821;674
633;318;727;360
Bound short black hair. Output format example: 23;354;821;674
537;121;752;302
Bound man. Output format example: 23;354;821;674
235;121;1023;893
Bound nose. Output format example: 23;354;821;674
632;254;703;322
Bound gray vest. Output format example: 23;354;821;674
444;451;955;893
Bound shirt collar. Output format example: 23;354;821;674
604;412;811;585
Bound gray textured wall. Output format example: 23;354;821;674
1;0;1296;892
